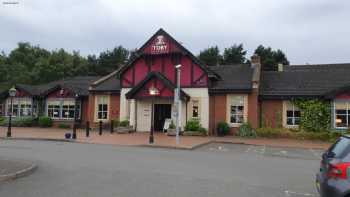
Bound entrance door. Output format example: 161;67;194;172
154;104;172;131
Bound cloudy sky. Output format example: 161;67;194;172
1;0;350;64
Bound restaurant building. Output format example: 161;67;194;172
1;28;350;134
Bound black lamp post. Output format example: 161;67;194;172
72;93;79;139
149;86;159;144
7;87;17;138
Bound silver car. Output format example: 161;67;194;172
316;135;350;197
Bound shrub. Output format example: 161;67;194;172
38;116;53;127
255;127;345;142
58;123;71;129
216;121;230;136
237;122;256;138
198;127;207;135
113;120;120;127
185;119;201;131
119;120;130;127
169;120;175;129
0;116;5;124
293;99;331;132
1;117;35;127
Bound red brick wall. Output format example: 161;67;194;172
109;94;120;121
87;94;95;124
248;89;259;128
209;95;227;136
261;100;283;128
80;97;89;123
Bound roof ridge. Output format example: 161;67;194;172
91;70;119;86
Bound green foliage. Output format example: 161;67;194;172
169;120;175;129
0;42;131;85
119;120;130;127
0;117;35;127
198;46;222;66
185;119;201;131
222;44;247;64
38;116;53;127
58;123;71;129
293;99;331;132
237;122;257;138
254;45;289;71
255;127;344;142
185;119;207;134
216;121;230;136
113;119;120;127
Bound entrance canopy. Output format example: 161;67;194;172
125;72;190;101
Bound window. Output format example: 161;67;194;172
97;96;108;120
47;99;80;120
191;100;199;118
229;96;244;124
6;98;32;117
286;102;300;126
335;101;350;128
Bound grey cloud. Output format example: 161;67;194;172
0;0;350;64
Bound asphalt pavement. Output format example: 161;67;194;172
0;140;322;197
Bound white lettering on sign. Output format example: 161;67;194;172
151;35;168;54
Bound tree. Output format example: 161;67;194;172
254;45;289;71
198;46;222;66
97;46;129;75
222;44;247;64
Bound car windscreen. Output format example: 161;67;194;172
329;137;350;159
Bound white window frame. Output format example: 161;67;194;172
285;103;300;126
6;97;33;118
95;95;109;122
46;99;81;120
227;95;248;127
190;99;200;119
334;100;350;129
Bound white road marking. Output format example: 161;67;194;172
309;149;322;159
245;146;253;153
285;190;316;196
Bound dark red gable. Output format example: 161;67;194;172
120;29;209;89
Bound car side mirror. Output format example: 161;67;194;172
326;151;336;158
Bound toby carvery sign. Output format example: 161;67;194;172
151;35;169;54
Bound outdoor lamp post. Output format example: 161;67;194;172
175;64;182;145
149;85;159;144
72;93;79;139
7;87;17;138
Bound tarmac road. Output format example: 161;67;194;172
0;140;321;197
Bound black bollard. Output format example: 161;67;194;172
99;120;103;135
72;123;77;139
110;120;114;133
86;121;90;137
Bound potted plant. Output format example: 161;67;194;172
183;119;207;136
216;121;230;136
167;120;176;136
116;120;133;134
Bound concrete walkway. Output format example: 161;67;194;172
0;158;37;182
0;127;332;150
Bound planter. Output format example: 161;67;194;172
167;128;176;136
217;127;224;137
183;131;206;136
116;126;133;134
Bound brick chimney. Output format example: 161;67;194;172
248;54;261;129
251;54;261;89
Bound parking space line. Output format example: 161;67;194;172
245;146;253;153
285;190;316;196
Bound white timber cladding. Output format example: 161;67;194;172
94;94;110;122
226;94;248;127
120;88;131;122
182;88;209;129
